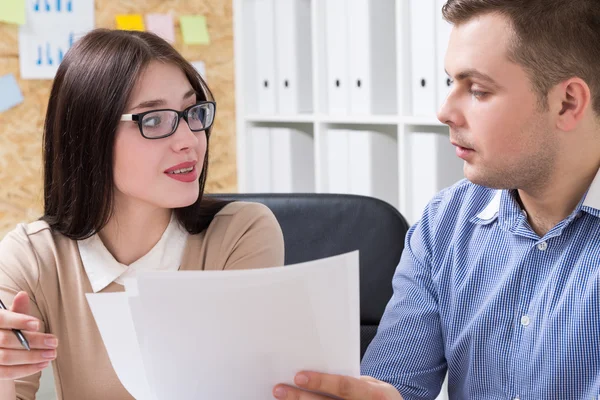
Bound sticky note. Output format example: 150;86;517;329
191;61;206;79
180;15;210;45
0;74;24;112
145;14;175;43
0;0;26;25
115;14;145;32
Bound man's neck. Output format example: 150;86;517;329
98;202;172;265
517;163;599;237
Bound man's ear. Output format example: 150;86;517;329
552;78;592;132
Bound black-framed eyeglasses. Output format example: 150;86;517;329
120;101;216;139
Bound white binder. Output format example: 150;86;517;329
250;126;272;192
348;130;398;207
325;0;350;115
347;0;397;116
347;0;371;115
409;0;437;117
326;129;350;193
254;0;278;114
274;0;312;114
436;0;453;110
270;127;314;192
406;132;464;222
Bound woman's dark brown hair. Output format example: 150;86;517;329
42;29;229;239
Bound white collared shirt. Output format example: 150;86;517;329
78;213;189;292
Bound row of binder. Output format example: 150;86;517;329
247;126;399;206
324;0;397;116
245;126;464;221
410;0;454;116
326;129;399;207
405;132;465;222
250;0;312;115
248;127;315;193
245;0;455;118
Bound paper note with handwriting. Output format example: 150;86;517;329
18;0;94;79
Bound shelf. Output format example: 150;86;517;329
245;114;447;127
400;116;445;126
319;114;399;125
245;114;315;123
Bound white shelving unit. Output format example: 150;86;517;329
234;1;459;396
233;0;464;226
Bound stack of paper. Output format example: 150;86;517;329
87;251;360;400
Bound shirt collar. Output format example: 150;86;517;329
472;167;600;225
474;189;503;221
78;213;188;292
582;167;600;212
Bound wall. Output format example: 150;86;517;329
0;0;237;238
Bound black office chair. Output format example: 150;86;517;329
210;193;410;359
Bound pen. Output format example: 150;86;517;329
0;298;31;351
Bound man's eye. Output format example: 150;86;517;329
469;89;488;99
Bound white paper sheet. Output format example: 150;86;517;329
19;0;94;79
86;251;360;400
85;292;156;400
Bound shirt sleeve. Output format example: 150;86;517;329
0;225;48;400
221;202;285;270
360;194;447;400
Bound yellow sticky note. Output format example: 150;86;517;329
0;0;26;25
115;14;145;31
180;15;210;45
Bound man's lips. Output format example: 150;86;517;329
450;140;473;151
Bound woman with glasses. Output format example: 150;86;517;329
0;29;284;399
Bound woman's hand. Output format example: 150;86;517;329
0;292;58;380
273;372;403;400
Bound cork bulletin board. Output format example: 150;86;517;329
0;0;237;238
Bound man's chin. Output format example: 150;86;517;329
464;170;512;190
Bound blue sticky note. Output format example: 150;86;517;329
0;74;24;112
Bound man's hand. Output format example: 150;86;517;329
273;372;403;400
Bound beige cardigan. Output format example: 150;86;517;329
0;202;284;400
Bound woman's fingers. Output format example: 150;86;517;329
0;293;56;381
0;330;58;350
9;292;31;317
0;348;56;366
0;362;50;380
0;310;40;332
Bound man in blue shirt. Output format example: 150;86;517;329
273;0;600;399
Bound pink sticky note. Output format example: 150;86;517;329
145;14;175;43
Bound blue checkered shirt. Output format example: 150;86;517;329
361;169;600;400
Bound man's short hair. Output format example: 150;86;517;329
443;0;600;117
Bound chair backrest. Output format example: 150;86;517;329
211;193;410;358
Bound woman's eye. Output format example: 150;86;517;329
143;116;161;127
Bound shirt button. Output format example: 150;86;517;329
513;397;520;400
521;315;530;326
537;241;548;251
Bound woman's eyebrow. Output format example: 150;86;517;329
130;88;197;111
